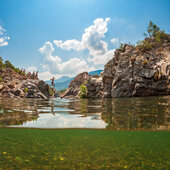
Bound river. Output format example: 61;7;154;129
0;96;169;130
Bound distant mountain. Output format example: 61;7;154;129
45;76;74;91
54;76;71;83
45;76;71;85
46;70;103;91
54;77;74;91
89;70;103;75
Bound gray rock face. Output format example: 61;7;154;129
0;69;51;99
62;35;170;99
86;77;103;98
102;39;170;98
37;80;50;98
60;72;89;98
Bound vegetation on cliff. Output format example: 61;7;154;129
79;84;87;98
0;57;21;74
137;21;167;52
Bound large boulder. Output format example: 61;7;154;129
37;80;50;98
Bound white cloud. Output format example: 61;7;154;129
39;41;55;56
14;113;107;128
110;38;118;44
53;39;82;51
39;41;95;78
53;18;114;65
26;66;38;73
38;71;61;81
88;49;115;65
39;18;115;80
0;26;10;47
0;26;5;35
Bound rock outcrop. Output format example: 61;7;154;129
60;72;89;98
103;38;170;98
62;35;170;98
0;68;54;99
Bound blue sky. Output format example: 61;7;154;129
0;0;170;80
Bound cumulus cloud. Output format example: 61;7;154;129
39;18;115;80
110;38;119;44
39;41;95;77
53;39;82;51
13;113;107;128
38;71;61;81
26;66;38;73
0;26;10;47
87;49;115;65
53;18;114;65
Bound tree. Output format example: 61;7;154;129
4;60;15;69
147;21;160;37
144;21;167;42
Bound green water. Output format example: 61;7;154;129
0;128;169;169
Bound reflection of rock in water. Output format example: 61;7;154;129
0;98;39;126
0;112;38;126
51;101;55;116
66;99;103;117
0;96;169;130
101;96;170;130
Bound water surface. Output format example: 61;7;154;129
0;96;169;130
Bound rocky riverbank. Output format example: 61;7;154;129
0;67;56;99
61;34;170;99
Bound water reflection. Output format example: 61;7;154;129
0;96;169;130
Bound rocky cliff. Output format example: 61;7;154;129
0;67;54;99
60;72;89;98
62;35;170;98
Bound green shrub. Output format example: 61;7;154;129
137;40;152;52
147;21;160;37
155;30;167;42
119;43;125;52
0;75;2;82
49;88;54;96
79;84;87;98
4;60;15;69
57;89;66;94
24;88;28;93
144;21;167;43
84;80;87;85
0;57;5;69
14;68;21;73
